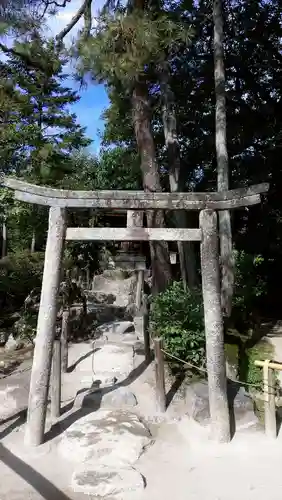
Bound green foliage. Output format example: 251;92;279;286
58;146;142;274
0;35;91;181
14;311;37;345
77;11;192;83
60;147;141;191
0;251;44;311
150;281;206;369
97;147;142;189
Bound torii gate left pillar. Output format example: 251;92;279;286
25;207;66;446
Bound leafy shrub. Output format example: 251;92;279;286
0;251;44;312
14;312;38;344
150;281;206;370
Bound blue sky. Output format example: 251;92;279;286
48;0;110;153
67;79;109;153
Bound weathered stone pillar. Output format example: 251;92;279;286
135;269;144;310
61;308;70;373
199;209;230;443
127;210;144;310
25;207;66;446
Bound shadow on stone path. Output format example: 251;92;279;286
0;409;27;440
45;357;153;443
66;347;100;373
0;443;72;500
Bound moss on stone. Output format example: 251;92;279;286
240;340;275;391
225;343;239;367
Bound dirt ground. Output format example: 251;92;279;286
2;341;282;500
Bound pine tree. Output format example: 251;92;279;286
0;34;91;183
0;34;91;254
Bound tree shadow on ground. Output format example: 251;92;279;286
0;443;72;500
166;372;185;409
1;348;185;444
66;347;100;373
45;356;153;443
0;408;27;440
227;379;241;439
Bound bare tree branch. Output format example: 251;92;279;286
55;0;93;47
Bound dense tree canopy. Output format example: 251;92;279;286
0;0;282;310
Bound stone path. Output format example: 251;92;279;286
2;276;282;499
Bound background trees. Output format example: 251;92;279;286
1;0;282;324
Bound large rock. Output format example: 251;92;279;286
226;359;238;380
0;385;28;420
81;387;138;410
91;291;116;304
58;410;152;466
0;330;7;346
185;381;259;430
4;334;21;352
0;387;18;419
92;273;136;308
96;305;128;324
95;321;135;343
71;464;145;498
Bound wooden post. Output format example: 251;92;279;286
154;337;166;412
263;360;276;439
127;211;144;301
2;216;7;258
254;359;278;438
51;340;61;419
199;209;230;443
25;207;66;447
86;267;90;289
61;309;70;373
136;269;144;311
143;295;151;362
134;309;151;363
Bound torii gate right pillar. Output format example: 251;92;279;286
200;209;230;442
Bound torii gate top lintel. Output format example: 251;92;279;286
1;176;269;211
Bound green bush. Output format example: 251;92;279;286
0;251;44;312
14;311;38;344
150;281;206;369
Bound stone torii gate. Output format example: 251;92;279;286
1;177;269;446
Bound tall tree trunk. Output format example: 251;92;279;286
213;0;234;317
2;217;7;258
132;79;172;293
159;60;198;289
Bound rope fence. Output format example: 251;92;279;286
159;346;277;393
151;336;282;440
